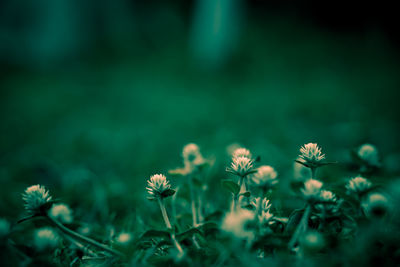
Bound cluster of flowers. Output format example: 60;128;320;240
13;141;389;262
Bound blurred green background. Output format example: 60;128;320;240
0;0;399;221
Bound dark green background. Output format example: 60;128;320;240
1;0;399;222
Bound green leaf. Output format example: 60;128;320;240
176;228;201;241
221;180;240;195
17;214;41;224
161;189;176;198
285;209;305;234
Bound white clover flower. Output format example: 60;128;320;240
258;210;274;225
221;209;256;242
251;197;274;226
182;143;205;168
0;218;10;238
251;197;271;212
33;227;59;251
252;165;278;188
358;144;380;167
362;192;390;218
50;203;73;224
315;190;338;215
346;176;372;195
319;190;337;203
298;143;325;167
146;174;171;200
115;232;132;245
301;179;323;201
22;185;52;215
228;156;255;177
232;148;252;159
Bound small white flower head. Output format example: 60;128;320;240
33;227;59;252
0;218;11;238
146;174;171;200
251;197;274;226
358;144;380;167
50;203;73;224
251;197;271;212
115;232;133;245
182;143;205;168
252;165;278;188
301;179;323;202
232;148;252;159
228;156;255;177
298;143;325;167
300;230;325;252
221;209;256;243
315;190;338;215
346;176;372;195
362;192;390;218
319;190;337;203
22;185;52;215
258;210;274;226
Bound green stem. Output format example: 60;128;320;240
232;176;244;211
188;176;198;227
158;198;172;229
45;215;123;257
288;205;311;250
157;198;184;256
311;167;317;179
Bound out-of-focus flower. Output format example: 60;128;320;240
357;144;380;167
232;148;252;159
169;143;208;176
298;143;325;168
115;232;133;245
362;192;390;218
182;143;205;169
301;179;323;202
22;185;52;215
300;230;325;252
315;190;338;215
319;190;336;203
33;227;59;251
222;209;256;243
252;165;278;189
0;218;10;238
227;156;255;177
146;174;171;200
346;176;372;195
50;203;73;224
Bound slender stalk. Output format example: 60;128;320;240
232;176;244;211
187;176;201;249
244;178;248;192
311;167;317;179
288;205;311;250
45;215;123;257
157;198;172;229
157;198;184;256
188;177;198;227
197;193;204;223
